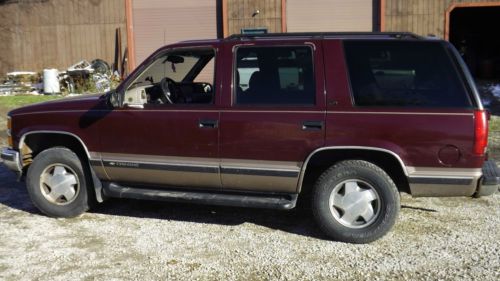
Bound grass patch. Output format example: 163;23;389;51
489;116;500;132
0;95;62;110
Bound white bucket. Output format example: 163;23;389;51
43;69;60;94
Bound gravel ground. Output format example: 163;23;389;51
0;162;499;280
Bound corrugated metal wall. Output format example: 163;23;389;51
0;0;126;76
287;0;373;32
383;0;498;37
131;0;217;65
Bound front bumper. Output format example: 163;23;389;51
0;148;22;174
476;160;500;197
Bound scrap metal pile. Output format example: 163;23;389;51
0;59;121;96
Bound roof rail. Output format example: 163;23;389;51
225;32;422;41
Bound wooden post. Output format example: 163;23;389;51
125;0;136;73
281;0;287;32
380;0;386;31
222;0;228;37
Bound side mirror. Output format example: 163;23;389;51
108;90;123;108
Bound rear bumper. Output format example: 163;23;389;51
408;160;499;197
475;160;500;197
0;148;22;174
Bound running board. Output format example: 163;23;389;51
102;183;298;210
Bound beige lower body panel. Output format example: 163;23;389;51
102;167;219;189
220;159;301;193
407;166;482;197
221;174;299;193
90;153;301;193
92;153;221;189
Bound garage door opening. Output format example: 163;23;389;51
449;6;500;79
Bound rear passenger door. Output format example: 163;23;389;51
219;41;326;193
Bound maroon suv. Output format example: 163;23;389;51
2;32;498;243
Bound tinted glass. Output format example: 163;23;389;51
344;41;471;107
235;46;315;105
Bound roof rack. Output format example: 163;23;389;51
225;32;422;41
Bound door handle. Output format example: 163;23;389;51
302;121;324;131
199;119;218;128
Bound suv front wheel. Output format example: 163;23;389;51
26;147;92;217
312;160;400;243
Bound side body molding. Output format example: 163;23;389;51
296;146;408;192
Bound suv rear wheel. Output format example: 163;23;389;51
312;160;400;243
26;147;92;217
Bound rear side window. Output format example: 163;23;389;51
344;41;472;108
234;46;315;105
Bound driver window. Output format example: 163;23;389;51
124;48;215;107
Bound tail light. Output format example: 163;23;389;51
473;110;488;155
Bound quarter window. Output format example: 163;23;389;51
344;41;472;108
234;46;315;105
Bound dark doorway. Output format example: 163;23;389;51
449;6;500;79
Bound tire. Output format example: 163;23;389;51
26;147;92;218
312;160;400;243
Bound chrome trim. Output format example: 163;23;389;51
100;153;220;167
19;130;92;160
222;110;321;114
1;148;22;173
232;43;255;53
297;146;408;192
304;42;317;50
327;111;473;116
101;160;219;174
11;108;220;115
221;158;301;170
13;109;326;114
406;166;482;177
88;151;100;160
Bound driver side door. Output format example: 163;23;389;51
97;46;221;190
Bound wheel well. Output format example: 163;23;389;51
21;132;103;203
300;149;410;195
22;133;89;169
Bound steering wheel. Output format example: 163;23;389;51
160;77;176;104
